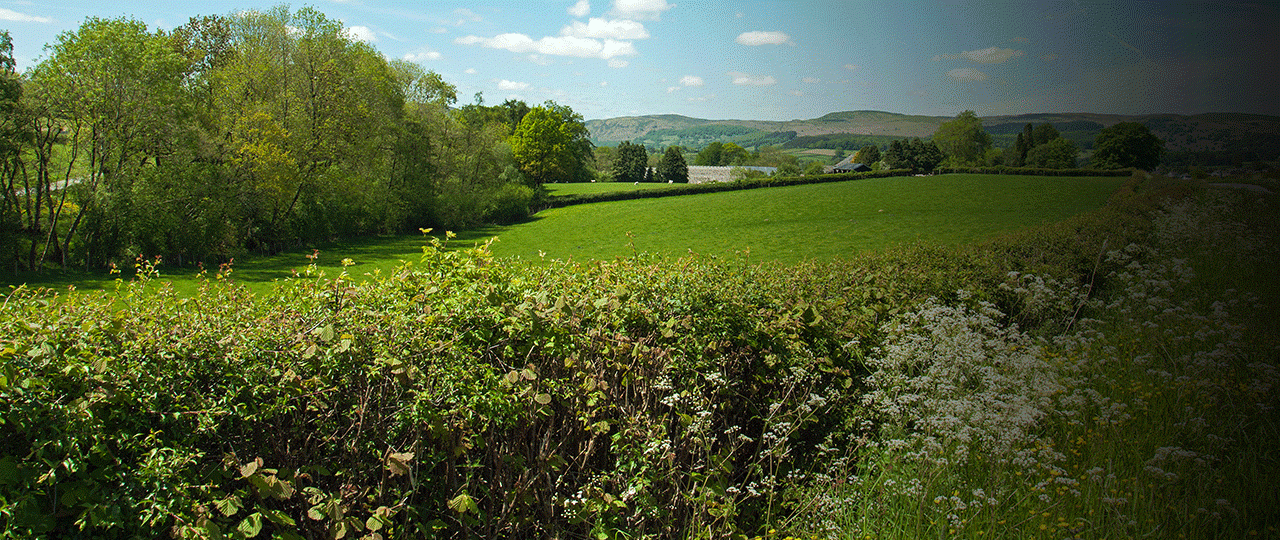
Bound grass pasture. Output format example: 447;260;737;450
1;174;1126;293
483;174;1126;263
544;181;677;196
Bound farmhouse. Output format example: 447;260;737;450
831;155;872;173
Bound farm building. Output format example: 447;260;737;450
687;165;779;184
831;155;872;173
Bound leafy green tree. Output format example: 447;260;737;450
1024;138;1078;169
656;146;688;183
1032;123;1060;146
695;141;722;166
803;161;826;175
854;144;880;166
612;141;647;183
510;101;591;185
719;142;748;166
932;110;991;166
1092;122;1164;170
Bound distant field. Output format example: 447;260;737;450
472;174;1126;264
4;174;1126;292
544;182;675;196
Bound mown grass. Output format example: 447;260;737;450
544;181;677;196
2;174;1124;296
481;174;1125;263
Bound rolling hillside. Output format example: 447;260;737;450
586;110;1280;162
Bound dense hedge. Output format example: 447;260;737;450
932;166;1134;176
541;170;915;209
6;172;1257;539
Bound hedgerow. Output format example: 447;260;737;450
2;173;1275;539
540;170;914;209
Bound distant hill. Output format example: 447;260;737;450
586;110;1280;163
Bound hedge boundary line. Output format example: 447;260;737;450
538;169;916;210
932;166;1134;177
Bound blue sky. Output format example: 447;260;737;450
2;0;1276;120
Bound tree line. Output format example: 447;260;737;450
0;8;593;274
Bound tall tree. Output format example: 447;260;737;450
612;141;647;183
509;101;592;185
932;110;991;166
695;141;722;166
656;146;688;183
854;144;881;166
1092;122;1164;170
1024;138;1078;169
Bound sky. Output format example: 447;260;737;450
2;0;1277;121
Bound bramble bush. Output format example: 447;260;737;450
1;173;1276;539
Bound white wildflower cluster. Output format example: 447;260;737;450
1000;272;1089;325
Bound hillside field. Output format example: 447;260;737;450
480;174;1127;264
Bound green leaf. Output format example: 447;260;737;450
307;505;326;521
214;495;243;517
237;512;263;538
262;508;295;526
447;493;477;514
239;458;261;478
534;393;552;405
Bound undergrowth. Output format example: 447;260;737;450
1;173;1275;539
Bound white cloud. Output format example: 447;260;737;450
497;79;530;91
934;46;1024;64
735;31;793;46
0;7;51;23
667;86;678;93
947;68;987;81
465;68;477;74
607;58;629;68
611;0;673;21
679;75;704;87
802;77;821;83
843;64;858;71
561;18;648;39
727;71;777;86
403;50;442;62
600;81;608;86
457;33;637;60
790;90;804;96
345;25;376;42
569;0;591;17
453;8;482;25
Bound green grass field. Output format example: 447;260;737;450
544;181;677;196
480;174;1125;263
3;174;1125;294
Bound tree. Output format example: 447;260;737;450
612;141;647;183
656;146;688;183
932;110;990;166
695;141;722;166
719;142;748;166
509;101;592;184
1024;138;1078;169
1092;122;1163;170
854;144;880;166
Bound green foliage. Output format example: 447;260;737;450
510;101;593;185
1092;121;1165;170
656;146;689;183
933;110;992;166
612;141;648;183
1024;137;1079;169
884;138;943;172
854;145;881;167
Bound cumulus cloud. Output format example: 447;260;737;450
727;71;777;86
457;33;637;60
345;25;376;42
802;76;820;83
403;50;442;62
561;18;649;39
947;68;987;81
497;79;530;91
934;46;1025;64
611;0;673;21
607;58;629;68
465;68;477;74
735;31;793;46
679;75;704;87
568;0;590;17
0;7;51;23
